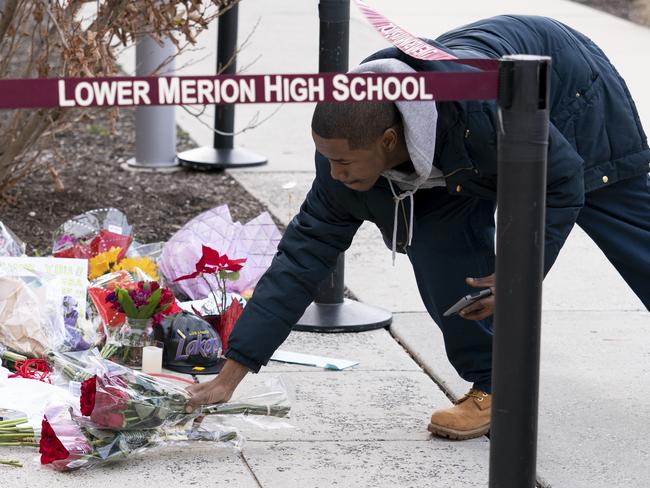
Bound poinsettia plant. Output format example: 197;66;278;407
105;281;175;325
174;245;246;316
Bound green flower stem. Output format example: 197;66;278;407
202;403;290;418
0;459;22;467
0;419;27;428
47;352;93;381
0;350;27;368
0;442;36;447
0;428;33;434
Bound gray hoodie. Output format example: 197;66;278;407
349;59;445;263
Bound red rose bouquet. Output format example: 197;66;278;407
39;404;240;472
76;355;290;432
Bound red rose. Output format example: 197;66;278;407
39;417;71;465
94;388;128;412
80;376;96;416
90;410;125;430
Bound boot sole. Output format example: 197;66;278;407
427;422;490;441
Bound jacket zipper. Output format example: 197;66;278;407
443;165;474;178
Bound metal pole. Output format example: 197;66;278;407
314;0;349;306
177;2;267;170
213;1;238;150
295;0;391;332
127;35;178;169
489;54;551;488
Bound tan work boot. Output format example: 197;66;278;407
427;389;491;440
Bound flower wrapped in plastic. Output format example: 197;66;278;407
0;269;66;357
39;404;241;472
52;208;132;260
159;205;281;300
76;354;290;431
0;221;25;257
88;246;158;281
98;281;181;368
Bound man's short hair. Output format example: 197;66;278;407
311;102;400;149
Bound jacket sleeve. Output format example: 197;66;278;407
543;123;585;274
225;159;364;372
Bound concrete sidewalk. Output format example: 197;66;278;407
4;1;646;487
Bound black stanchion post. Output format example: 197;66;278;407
177;2;267;170
294;0;392;332
489;55;551;488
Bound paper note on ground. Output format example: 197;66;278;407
0;257;88;316
270;350;358;370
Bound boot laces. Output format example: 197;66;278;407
457;388;489;404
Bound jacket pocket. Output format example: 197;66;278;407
551;74;601;138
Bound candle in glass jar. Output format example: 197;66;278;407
142;345;163;374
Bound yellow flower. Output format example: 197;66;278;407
88;247;122;280
114;256;158;281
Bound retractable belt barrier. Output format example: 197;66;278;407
0;68;499;109
0;0;499;109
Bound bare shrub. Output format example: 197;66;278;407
0;0;232;198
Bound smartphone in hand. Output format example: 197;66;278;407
443;289;493;317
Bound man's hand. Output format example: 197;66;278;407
460;273;496;321
185;359;250;413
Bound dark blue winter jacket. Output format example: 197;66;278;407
226;15;650;372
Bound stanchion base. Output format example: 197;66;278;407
123;159;182;172
294;298;392;333
177;147;267;170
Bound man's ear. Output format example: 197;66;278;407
380;127;398;152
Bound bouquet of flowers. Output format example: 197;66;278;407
77;355;290;432
39;404;240;472
52;208;132;260
88;247;158;281
174;245;246;351
99;281;178;368
0;416;38;447
46;349;96;383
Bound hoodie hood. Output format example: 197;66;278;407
349;59;445;264
349;58;445;191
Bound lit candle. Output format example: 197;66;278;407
142;345;163;374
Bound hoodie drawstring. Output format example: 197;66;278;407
387;179;415;266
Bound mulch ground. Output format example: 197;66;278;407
0;108;272;255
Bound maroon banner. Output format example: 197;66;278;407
0;70;498;109
354;0;457;61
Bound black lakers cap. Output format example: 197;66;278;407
160;312;225;375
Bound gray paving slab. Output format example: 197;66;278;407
389;308;650;488
537;310;650;488
243;439;490;488
544;225;646;311
264;328;421;373
0;445;257;488
224;371;453;442
390;312;472;401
